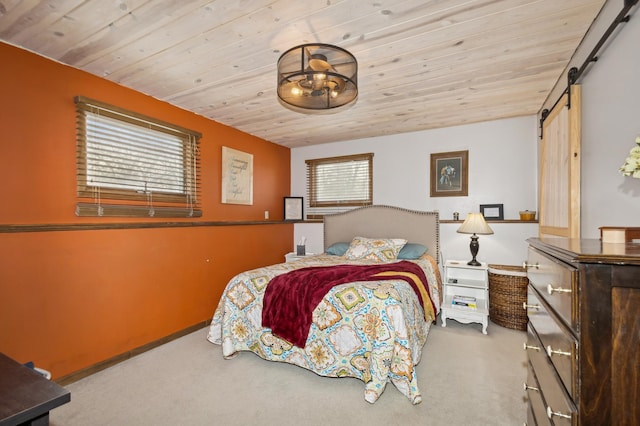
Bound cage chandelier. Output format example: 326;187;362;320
277;43;358;112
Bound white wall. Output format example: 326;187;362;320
580;9;640;237
290;115;539;265
290;7;640;260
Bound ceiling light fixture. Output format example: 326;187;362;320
277;43;358;112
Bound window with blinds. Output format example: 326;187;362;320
75;96;202;218
305;153;373;218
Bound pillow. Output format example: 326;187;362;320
344;236;407;262
397;243;428;260
325;242;350;256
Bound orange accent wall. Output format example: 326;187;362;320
0;42;293;378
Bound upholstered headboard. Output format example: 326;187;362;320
323;205;440;263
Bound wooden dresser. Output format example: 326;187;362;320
523;237;640;426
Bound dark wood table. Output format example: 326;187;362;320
0;353;70;426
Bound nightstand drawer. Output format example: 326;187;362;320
526;248;577;331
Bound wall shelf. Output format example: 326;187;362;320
441;219;538;224
297;219;538;225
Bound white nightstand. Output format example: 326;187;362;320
284;252;315;262
441;260;489;334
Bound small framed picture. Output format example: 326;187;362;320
284;197;304;221
480;204;504;221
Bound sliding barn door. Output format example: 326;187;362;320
539;85;581;238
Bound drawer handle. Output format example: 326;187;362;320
523;302;541;311
546;345;571;358
547;405;571;420
523;342;540;352
523;382;539;392
523;261;539;269
547;284;571;295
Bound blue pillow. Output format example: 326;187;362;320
397;243;428;260
325;242;350;256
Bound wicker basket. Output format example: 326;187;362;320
488;264;528;331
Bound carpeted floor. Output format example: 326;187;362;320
50;319;528;426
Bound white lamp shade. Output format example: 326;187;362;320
457;212;494;235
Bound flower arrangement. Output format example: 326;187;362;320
619;136;640;178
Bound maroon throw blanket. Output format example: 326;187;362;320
262;261;435;348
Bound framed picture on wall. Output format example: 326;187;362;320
430;150;468;197
221;146;253;205
480;204;504;220
284;197;304;221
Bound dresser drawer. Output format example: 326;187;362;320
526;288;576;398
525;238;640;426
525;323;576;425
526;404;536;426
526;247;577;331
525;360;551;426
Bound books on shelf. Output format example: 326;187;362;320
452;295;477;309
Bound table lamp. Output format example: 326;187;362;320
457;212;494;266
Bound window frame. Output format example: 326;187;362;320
305;153;373;217
75;96;202;218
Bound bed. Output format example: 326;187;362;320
207;205;442;404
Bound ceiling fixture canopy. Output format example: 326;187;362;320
277;43;358;112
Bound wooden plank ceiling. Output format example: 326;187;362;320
0;0;605;147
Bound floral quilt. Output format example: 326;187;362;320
207;254;441;404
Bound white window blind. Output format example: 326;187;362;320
305;153;373;218
75;96;202;218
